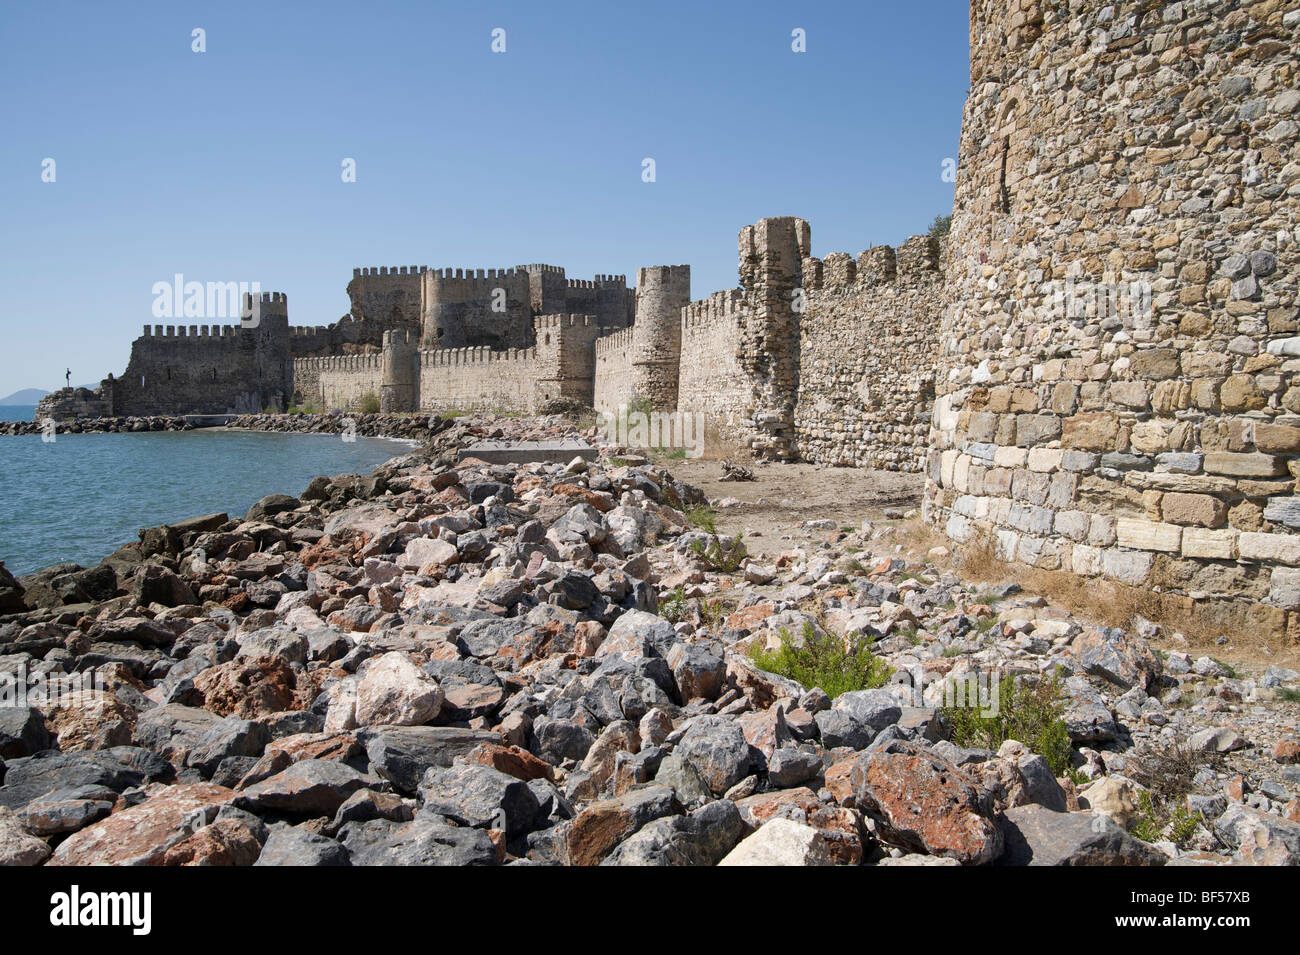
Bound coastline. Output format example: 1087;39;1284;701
0;411;443;442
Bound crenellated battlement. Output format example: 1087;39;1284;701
418;345;537;368
353;266;429;277
293;353;384;372
289;325;331;338
594;325;635;357
681;288;746;330
534;313;597;331
800;235;943;290
140;324;245;340
517;264;564;275
381;328;417;348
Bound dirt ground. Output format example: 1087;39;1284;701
663;459;924;558
658;455;1300;669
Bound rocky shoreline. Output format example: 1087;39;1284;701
0;411;452;440
1;414;1297;866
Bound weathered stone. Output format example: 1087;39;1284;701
996;805;1166;866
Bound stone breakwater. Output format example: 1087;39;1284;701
0;412;453;440
0;414;1297;867
1;415;194;436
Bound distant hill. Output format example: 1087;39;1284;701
0;388;48;403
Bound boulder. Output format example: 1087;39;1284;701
996;804;1167;866
827;747;1002;865
718;818;835;866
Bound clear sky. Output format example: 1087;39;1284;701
0;0;969;396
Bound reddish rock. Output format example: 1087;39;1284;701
194;656;302;718
723;601;776;633
561;785;679;867
1225;775;1246;802
465;742;555;782
160;819;262;866
50;783;237;866
734;787;864;865
1273;739;1300;765
737;705;794;760
828;748;1002;865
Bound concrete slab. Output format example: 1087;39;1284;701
458;439;596;465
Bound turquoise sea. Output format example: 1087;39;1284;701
0;429;412;577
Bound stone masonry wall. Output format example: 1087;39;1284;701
928;0;1300;638
795;236;945;471
677;290;750;445
593;326;637;415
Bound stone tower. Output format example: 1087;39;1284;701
380;328;417;413
928;0;1300;637
630;265;691;409
738;217;809;459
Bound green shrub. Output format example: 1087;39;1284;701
357;392;381;414
688;534;746;573
749;623;892;699
941;670;1072;776
686;505;717;534
659;586;688;623
1130;790;1201;846
928;213;952;237
1278;687;1300;703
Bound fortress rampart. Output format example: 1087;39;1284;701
926;0;1300;637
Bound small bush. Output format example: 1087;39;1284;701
686;505;717;534
1131;790;1201;846
941;670;1072;776
1278;687;1300;703
357;392;381;414
688;534;746;573
928;213;952;237
749;623;892;699
659;586;688;623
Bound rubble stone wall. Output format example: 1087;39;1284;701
795;236;945;471
927;0;1300;637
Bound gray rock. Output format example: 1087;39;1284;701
236;628;308;665
235;759;370;816
996;805;1167;866
676;716;752;796
767;747;823;788
358;725;499;794
601;799;745;866
341;815;498;865
185;715;271;775
0;750;153;811
0;706;51;759
531;716;596;765
418;762;540;838
255;825;351;866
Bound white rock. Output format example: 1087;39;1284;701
717;818;834;866
354;651;444;727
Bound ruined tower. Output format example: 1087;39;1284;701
928;0;1300;637
629;265;691;409
738;217;809;459
380;328;418;413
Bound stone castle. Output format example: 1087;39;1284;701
39;0;1300;638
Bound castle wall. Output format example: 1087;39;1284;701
111;294;293;415
416;346;540;414
677;290;749;445
294;353;384;411
593;326;636;414
795;237;944;471
347;266;426;336
422;268;534;351
928;0;1300;637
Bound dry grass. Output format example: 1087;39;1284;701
891;517;1299;666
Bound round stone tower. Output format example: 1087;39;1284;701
929;0;1300;637
380;328;417;413
630;265;691;409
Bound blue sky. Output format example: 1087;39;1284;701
0;0;969;395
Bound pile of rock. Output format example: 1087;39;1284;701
2;416;1298;866
0;415;194;436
